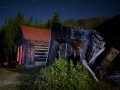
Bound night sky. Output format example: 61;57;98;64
0;0;120;26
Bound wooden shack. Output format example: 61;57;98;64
16;25;50;68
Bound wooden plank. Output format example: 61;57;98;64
35;50;48;52
35;52;48;54
35;46;48;48
34;48;48;50
82;60;99;82
34;58;46;61
35;45;49;47
88;47;105;66
34;43;49;45
34;55;47;58
100;47;119;67
34;54;47;56
46;40;59;66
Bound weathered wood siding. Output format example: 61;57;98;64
100;47;119;67
17;39;49;67
46;40;59;66
34;41;49;66
46;23;105;67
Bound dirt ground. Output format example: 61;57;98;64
0;65;42;90
0;67;22;87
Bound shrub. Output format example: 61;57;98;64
22;57;94;90
19;57;120;90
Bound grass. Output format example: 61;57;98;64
0;65;44;90
0;64;119;90
0;84;20;90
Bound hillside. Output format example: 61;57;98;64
63;17;110;29
94;14;120;49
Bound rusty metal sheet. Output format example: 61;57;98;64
20;25;50;42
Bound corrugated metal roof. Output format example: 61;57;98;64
20;25;50;42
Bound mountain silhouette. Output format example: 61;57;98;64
94;14;120;49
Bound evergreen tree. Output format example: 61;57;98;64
0;12;26;64
45;18;51;29
0;16;16;63
1;25;11;62
39;20;43;28
33;19;39;28
14;11;26;36
0;26;2;62
51;11;62;24
39;20;46;29
26;16;33;26
15;11;26;27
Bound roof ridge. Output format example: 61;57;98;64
20;25;50;31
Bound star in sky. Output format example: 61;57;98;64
0;0;120;26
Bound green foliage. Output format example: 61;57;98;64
1;17;16;58
45;18;51;29
33;19;39;28
26;16;33;26
1;27;11;55
19;58;119;90
0;58;118;90
20;57;94;90
15;11;26;27
51;11;62;24
39;20;44;28
33;19;45;29
0;16;17;62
